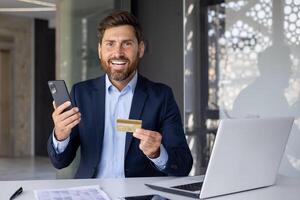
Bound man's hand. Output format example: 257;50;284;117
52;101;81;141
133;128;162;158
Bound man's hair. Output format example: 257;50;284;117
97;10;144;44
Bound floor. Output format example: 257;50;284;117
0;156;56;181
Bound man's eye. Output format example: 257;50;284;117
123;42;132;47
106;42;113;47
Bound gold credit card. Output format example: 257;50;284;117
116;119;142;133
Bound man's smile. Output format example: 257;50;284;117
109;59;129;69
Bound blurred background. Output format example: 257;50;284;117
0;0;299;180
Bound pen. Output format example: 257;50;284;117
9;187;23;200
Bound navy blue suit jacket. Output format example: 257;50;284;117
48;74;193;178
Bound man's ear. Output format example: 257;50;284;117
98;43;101;59
138;41;145;58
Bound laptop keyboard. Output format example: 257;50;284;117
171;182;203;192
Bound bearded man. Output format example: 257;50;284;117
48;10;193;178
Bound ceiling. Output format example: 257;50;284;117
0;0;56;22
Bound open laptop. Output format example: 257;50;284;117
145;117;294;199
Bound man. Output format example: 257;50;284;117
48;10;193;178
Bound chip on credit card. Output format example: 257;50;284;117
116;119;142;133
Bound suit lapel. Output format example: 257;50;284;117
124;75;148;158
92;76;106;164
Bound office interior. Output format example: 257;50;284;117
0;0;299;181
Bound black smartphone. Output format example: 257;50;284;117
120;194;170;200
48;80;72;111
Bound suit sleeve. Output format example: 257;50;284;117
47;85;81;169
159;87;193;176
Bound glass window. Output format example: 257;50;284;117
185;0;300;177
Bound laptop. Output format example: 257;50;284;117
145;117;294;199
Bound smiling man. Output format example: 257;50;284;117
47;11;193;178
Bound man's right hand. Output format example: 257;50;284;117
52;101;81;141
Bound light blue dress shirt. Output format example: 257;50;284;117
52;71;168;178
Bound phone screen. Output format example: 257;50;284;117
123;194;170;200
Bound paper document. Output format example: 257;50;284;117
34;185;111;200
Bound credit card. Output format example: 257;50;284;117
116;119;142;133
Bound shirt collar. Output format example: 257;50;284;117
105;71;138;93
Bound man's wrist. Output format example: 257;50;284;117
148;148;160;159
54;130;68;142
52;131;70;154
148;145;168;170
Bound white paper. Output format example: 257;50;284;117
34;185;111;200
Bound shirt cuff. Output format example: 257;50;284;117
52;131;70;154
148;144;168;170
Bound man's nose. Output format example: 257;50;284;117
114;43;125;56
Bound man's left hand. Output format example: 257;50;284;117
133;128;162;158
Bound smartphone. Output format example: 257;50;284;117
48;80;72;111
120;194;170;200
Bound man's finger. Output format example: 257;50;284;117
133;129;161;143
133;128;149;137
58;107;80;122
54;101;72;115
133;131;142;139
133;129;149;140
65;117;81;130
52;101;57;109
140;140;155;148
60;112;81;127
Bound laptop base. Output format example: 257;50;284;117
145;183;200;198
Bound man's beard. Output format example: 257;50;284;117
101;55;139;81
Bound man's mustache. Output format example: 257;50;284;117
108;56;129;62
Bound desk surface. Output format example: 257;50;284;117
1;175;300;200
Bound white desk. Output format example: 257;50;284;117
1;175;300;200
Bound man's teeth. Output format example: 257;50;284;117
111;60;126;65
